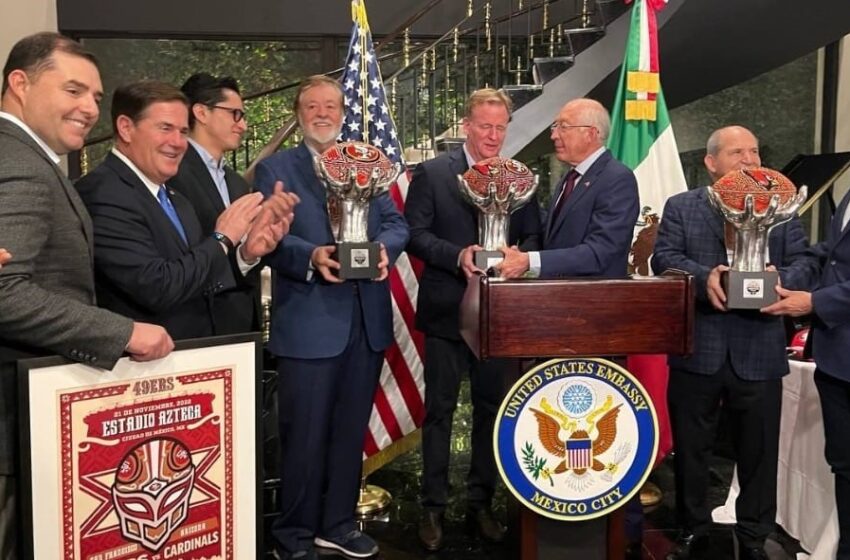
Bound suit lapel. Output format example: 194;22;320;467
546;150;611;242
295;143;328;204
170;189;200;244
696;187;726;243
832;189;850;245
105;153;189;249
0;120;94;250
224;165;251;201
184;144;227;214
449;149;477;224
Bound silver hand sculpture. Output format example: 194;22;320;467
457;174;539;251
707;185;807;272
314;157;401;243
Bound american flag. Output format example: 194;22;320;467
566;438;592;470
340;0;426;459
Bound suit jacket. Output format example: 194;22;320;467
0;119;132;474
651;186;813;380
75;152;236;340
540;150;639;278
167;143;260;334
404;148;541;339
810;190;850;381
254;142;409;360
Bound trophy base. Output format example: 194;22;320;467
475;250;505;272
335;241;381;280
722;269;779;309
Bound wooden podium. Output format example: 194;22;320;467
459;273;694;560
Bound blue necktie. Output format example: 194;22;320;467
157;186;188;244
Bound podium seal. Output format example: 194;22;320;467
494;358;658;521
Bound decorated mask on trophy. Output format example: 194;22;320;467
458;157;539;270
707;167;807;309
314;141;402;280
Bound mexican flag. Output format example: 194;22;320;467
606;0;687;464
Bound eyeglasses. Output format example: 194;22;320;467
210;105;246;123
550;122;594;132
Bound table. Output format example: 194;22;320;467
711;360;839;559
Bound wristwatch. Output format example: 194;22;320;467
212;231;235;252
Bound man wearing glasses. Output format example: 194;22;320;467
405;88;540;551
168;73;262;334
497;97;638;279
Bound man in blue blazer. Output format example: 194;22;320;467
763;189;850;559
498;97;639;279
255;75;409;560
404;89;540;551
652;126;815;560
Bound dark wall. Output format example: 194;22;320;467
58;0;581;39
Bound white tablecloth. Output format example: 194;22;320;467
711;360;839;559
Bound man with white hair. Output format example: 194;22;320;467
498;97;639;279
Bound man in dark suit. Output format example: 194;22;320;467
167;73;260;334
652;126;814;560
762;192;850;559
255;75;408;560
76;80;294;341
0;33;173;558
404;88;540;550
498;97;639;279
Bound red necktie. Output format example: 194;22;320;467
552;169;580;219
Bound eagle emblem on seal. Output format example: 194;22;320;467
531;401;622;475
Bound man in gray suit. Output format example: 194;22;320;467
0;32;173;557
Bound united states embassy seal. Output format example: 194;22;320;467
494;358;658;521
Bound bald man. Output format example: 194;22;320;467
651;126;815;560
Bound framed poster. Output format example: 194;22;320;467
17;334;262;560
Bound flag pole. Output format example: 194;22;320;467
344;0;426;518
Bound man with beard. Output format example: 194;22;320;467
168;73;263;334
255;75;409;560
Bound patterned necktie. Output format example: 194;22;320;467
552;169;580;220
157;186;188;244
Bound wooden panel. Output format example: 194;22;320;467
461;274;694;360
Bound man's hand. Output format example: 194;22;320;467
214;192;264;245
0;249;10;269
496;245;530;279
374;244;389;282
262;181;299;229
311;245;343;283
126;322;174;362
459;244;484;278
706;264;729;311
239;207;288;262
761;286;813;317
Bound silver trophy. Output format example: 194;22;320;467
457;157;539;270
314;142;402;280
707;167;807;309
